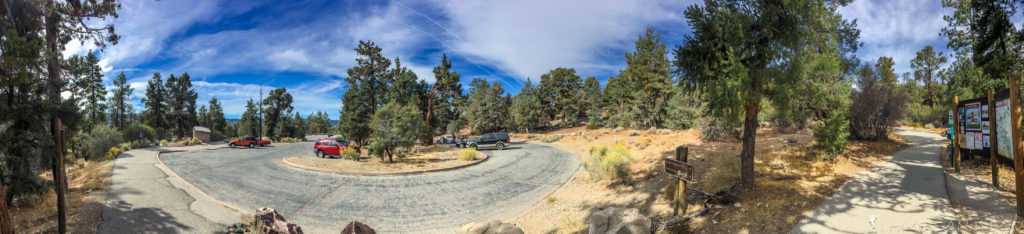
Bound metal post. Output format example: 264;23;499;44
989;89;999;187
673;146;688;217
1010;75;1024;217
954;96;961;172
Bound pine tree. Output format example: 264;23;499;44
142;73;169;137
583;76;603;124
263;88;293;140
208;97;228;140
426;54;464;136
623;27;672;129
111;72;134;130
539;67;583;126
910;46;947;108
511;78;546;133
369;102;425;162
238;99;261;137
76;52;107;128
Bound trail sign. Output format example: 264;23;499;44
664;158;693;182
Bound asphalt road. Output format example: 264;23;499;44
160;142;580;233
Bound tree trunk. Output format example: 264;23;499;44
45;3;68;232
740;103;760;189
0;182;11;234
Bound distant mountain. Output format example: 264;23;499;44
226;118;337;127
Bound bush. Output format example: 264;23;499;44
814;81;851;156
105;147;122;160
697;117;740;140
123;123;157;142
586;122;600;130
542;134;563;143
584;143;633;182
83;126;124;160
459;148;478;161
849;71;907;140
160;139;168;146
189;137;203;145
340;148;360;160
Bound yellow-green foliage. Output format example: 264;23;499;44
105;147;122;160
279;137;303;143
160;139;168;146
459;148;478;161
118;142;131;152
585;143;634;182
340;148;360;160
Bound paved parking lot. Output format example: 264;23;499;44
160;142;579;233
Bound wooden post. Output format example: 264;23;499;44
1011;75;1024;218
673;146;688;217
51;118;66;233
954;96;961;172
990;89;999;187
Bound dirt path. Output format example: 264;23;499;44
790;129;957;233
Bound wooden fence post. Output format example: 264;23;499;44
954;96;961;172
674;146;688;217
1010;75;1024;217
989;89;999;187
0;183;12;234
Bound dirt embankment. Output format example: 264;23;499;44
510;126;909;233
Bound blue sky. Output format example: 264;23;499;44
68;0;957;119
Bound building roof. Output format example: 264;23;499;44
193;126;211;132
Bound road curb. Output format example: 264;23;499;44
156;150;251;217
280;153;490;176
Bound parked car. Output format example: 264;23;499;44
466;132;510;150
313;138;360;158
435;135;455;144
229;136;271;148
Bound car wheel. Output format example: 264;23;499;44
497;143;505;150
470;144;478;150
249;143;255;148
316;150;324;158
229;143;235;148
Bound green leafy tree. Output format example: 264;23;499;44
942;0;1022;81
369;103;425;163
466;79;509;134
602;74;631;127
675;0;860;188
262;87;294;140
292;112;306;139
142;73;169;137
623;27;673;129
664;88;700;130
539;67;583;126
307;111;332;134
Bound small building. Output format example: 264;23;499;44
193;126;211;143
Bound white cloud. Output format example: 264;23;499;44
839;0;953;74
434;0;693;80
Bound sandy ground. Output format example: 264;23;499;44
12;159;115;233
509;126;909;233
285;145;486;173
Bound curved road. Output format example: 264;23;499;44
161;142;579;233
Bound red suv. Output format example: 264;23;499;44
313;137;360;158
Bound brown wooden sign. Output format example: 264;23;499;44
664;158;693;182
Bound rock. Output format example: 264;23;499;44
657;129;672;134
613;127;624;132
629;131;639;136
925;123;935;129
341;221;376;234
254;207;303;234
588;207;651;234
733;202;741;208
456;220;524;234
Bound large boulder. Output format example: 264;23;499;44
456;220;524;234
254;207;303;234
588;207;651;234
340;221;376;234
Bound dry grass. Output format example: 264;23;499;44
11;159;115;233
510;126;910;233
956;154;1017;207
286;144;486;173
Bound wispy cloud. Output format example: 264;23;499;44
839;0;953;74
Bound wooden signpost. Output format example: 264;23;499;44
954;96;961;172
989;89;998;187
1011;75;1024;217
666;146;692;217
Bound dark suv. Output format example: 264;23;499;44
466;132;510;150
